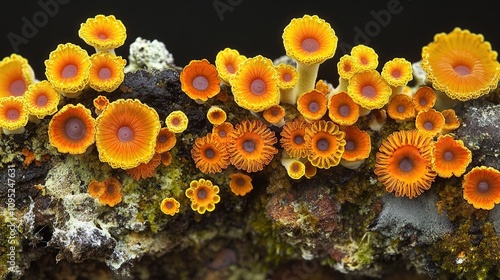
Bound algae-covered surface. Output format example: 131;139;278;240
1;12;500;280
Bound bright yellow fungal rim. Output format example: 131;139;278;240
206;105;227;126
381;57;413;87
180;59;221;102
0;96;29;133
215;47;247;84
347;70;392;110
89;52;126;92
350;44;379;72
160;197;181;216
165;110;189;133
185;178;220;214
24;80;60;119
0;54;35;98
78;14;127;53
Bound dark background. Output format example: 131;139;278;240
0;0;498;87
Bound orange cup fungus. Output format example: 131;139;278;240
412;85;436;112
280;155;306;180
160;197;181;216
415;109;445;138
160;151;172;167
23;80;61;120
421;27;500;102
93;95;109;115
386;94;416;122
0;54;35;98
215;47;247;85
228;119;278;173
336;54;360;90
381;57;413;90
48;103;96;154
44;43;91;98
229;172;253;196
279;117;309;159
441;109;461;133
88;177;122;207
282;14;338;102
206;105;227;126
95;99;161;169
432;135;472;178
165;110;189;133
0;96;29;134
155;127;177;154
347;69;392;111
212;121;234;144
262;104;286;127
327;91;360;126
374;130;436;199
350;44;379;72
185;178;221;214
191;132;230;174
230;55;280;112
78;14;127;54
126;152;162;180
296;89;328;122
462;166;500;210
340;125;372;169
89;52;126;92
180;59;221;103
304;120;346;169
275;63;299;104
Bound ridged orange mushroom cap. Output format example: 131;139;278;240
280;117;309;159
191;133;230;174
421;27;500;101
275;63;299;89
374;130;436;199
0;96;28;131
78;14;127;53
212;121;234;144
432;135;471;178
337;54;360;80
88;180;106;198
228;119;278;173
441;109;461;133
160;197;180;216
24;80;60;119
160;151;172;167
96;177;122;207
463;166;500;210
347;70;392;110
229;172;253;196
381;57;413;88
262;104;286;126
215;47;247;84
340;125;371;169
304;160;317;179
415;109;445;138
165;110;189;133
126;152;162;180
412;85;436;112
206;105;227;126
387;94;416;122
95;99;161;169
48;103;96;154
180;59;221;102
44;43;91;97
185;178;220;214
230;55;280;112
0;54;35;98
280;156;306;180
296;89;328;122
93;95;109;115
327;92;360;126
89;52;126;92
155;127;177;153
304;120;346;169
350;44;379;72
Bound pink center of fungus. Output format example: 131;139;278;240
117;126;134;142
345;140;355;151
171;118;180;126
65;118;85;140
361;86;376;98
236;178;245;186
294;135;304;145
344;64;351;72
99;67;112;79
360;57;368;65
453;65;471;76
193;76;209;91
301;38;319;53
158;135;167;143
98;33;108;40
226;64;235;73
6;109;19;120
62;64;78;79
424;121;433;130
219;131;226;138
478;181;489;193
419;98;427;106
339;105;350;117
399;158;413;172
283;73;292;82
197;188;207;199
250;79;266;95
392;70;401;78
308;101;319;113
243;140;256;153
316;139;329;151
205;148;215;159
10;79;25;96
397;105;405;113
36;94;48;107
165;201;173;209
443;151;454;161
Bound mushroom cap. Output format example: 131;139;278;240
387;94;416;122
341;125;371;162
191;132;230;174
432;135;471;178
78;14;127;50
350;44;379;72
229;172;253;196
89;52;126;92
185;178;220;214
280;117;310;158
275;63;299;89
347;70;392;110
415;109;445;138
160;197;181;216
304;120;346;169
421;27;500;101
381;57;413;87
282;14;338;65
412;85;436;112
296;89;328;121
165;110;189;133
24;80;61;119
0;96;29;132
0;54;35;98
337;54;360;80
95;99;161;169
262;104;286;125
327;91;360;126
463;166;500;210
126;152;162;180
48;103;96;154
155;127;177;153
206;105;227;126
180;59;221;102
215;47;247;84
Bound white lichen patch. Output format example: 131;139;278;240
62;193;104;223
124;37;175;73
